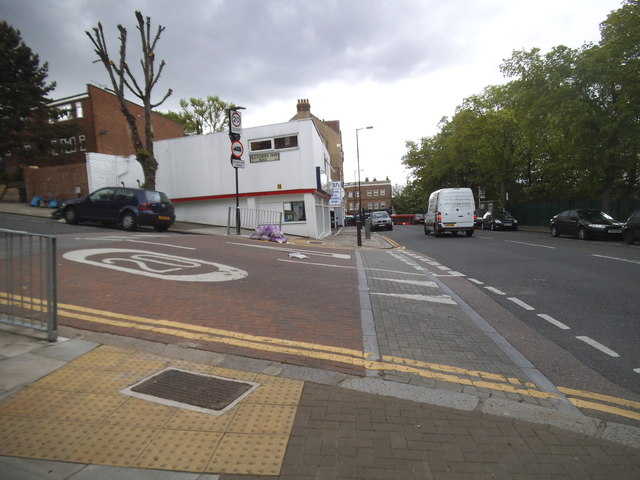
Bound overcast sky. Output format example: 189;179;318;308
1;0;624;186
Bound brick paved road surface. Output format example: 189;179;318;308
271;383;640;480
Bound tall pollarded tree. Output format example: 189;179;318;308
86;10;172;190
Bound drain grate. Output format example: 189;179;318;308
121;368;259;415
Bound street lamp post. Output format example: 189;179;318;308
356;126;373;246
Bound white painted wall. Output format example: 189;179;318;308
85;118;334;239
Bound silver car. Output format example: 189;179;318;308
370;211;393;231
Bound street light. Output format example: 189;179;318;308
356;126;373;246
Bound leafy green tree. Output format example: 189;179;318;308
164;96;236;135
392;180;429;214
0;21;51;175
86;11;172;190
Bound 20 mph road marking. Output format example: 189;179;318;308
576;336;620;357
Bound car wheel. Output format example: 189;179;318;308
121;212;138;231
551;226;559;237
623;230;635;245
63;207;78;225
433;224;441;237
578;226;588;240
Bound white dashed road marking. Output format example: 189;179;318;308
485;286;506;295
537;313;570;330
507;297;535;311
576;336;620;357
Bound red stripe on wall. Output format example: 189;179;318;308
172;188;328;203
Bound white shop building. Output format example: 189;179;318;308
86;117;342;239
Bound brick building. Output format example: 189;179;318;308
5;84;184;202
344;179;393;215
290;99;344;184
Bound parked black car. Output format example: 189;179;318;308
550;209;623;240
481;209;518;231
59;187;175;231
623;209;640;245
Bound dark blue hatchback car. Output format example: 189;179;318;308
60;187;175;231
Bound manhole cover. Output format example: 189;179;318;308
121;368;259;415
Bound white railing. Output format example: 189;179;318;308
227;207;283;234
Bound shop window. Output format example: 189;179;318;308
283;201;306;222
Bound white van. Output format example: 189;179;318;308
423;188;476;237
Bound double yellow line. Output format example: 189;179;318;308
1;292;639;422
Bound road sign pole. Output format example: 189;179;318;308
235;165;240;235
228;107;245;236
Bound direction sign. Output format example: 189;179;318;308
231;140;244;158
231;157;245;169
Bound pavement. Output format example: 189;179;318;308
0;200;639;479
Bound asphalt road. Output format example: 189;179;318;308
386;224;640;395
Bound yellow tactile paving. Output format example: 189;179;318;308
206;433;289;475
0;387;73;417
165;406;238;432
67;425;158;467
0;416;33;439
248;374;305;405
135;430;223;471
229;404;298;435
0;345;303;475
105;397;176;428
47;393;127;423
1;419;92;460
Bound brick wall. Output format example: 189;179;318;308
88;84;184;156
24;163;89;202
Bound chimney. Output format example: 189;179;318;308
296;98;311;114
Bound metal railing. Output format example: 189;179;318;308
0;229;57;341
227;207;283;234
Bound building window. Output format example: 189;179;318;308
250;135;299;152
380;189;386;196
367;190;372;197
60;137;76;153
284;201;306;222
374;202;379;209
381;201;386;208
348;192;353;198
250;139;272;152
274;135;298;149
374;190;379;196
75;101;83;119
367;202;373;210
